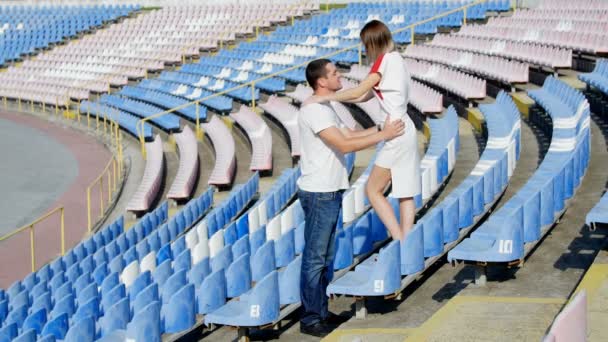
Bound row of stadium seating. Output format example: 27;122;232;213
449;76;591;263
0;4;138;64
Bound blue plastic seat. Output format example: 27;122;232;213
100;272;120;296
278;255;302;305
232;234;250;259
251;240;276;282
30;291;52;314
92;262;108;286
162;269;188;304
162;283;196;333
153;259;173;287
197;269;226;314
204;271;279;327
48;272;65;294
133;283;159;315
249;226;266;255
5;304;28;328
41;312;69;340
22;273;38;291
400;223;425;275
0;323;18;342
77;282;98;306
12;329;36;342
126;301;162;342
74;273;92;294
211;245;233;272
73;296;100;322
128;270;152;302
156;244;173;265
174;248;192;272
102;283;126;313
100;297;130;337
188;257;211;288
64;316;95;342
51;294;75;319
275;229;295;267
10;290;30;311
329;241;401;296
226;253;252;298
22;307;47;334
109;255;125;275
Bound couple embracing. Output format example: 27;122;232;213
297;20;421;337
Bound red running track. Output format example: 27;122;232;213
0;111;112;288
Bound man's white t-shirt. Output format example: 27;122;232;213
297;102;349;193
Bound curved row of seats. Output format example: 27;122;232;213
126;136;164;213
79;101;153;139
449;77;590;264
202;116;236;186
167;126;199;201
259;96;301;157
579;59;608;96
230;106;273;172
99;94;181;132
428;34;573;69
0;4;136;64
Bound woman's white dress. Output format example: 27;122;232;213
369;50;421;198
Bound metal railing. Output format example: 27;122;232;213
0;207;65;272
136;0;489;158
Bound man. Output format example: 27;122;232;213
298;58;405;337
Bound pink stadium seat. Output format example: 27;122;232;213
230;106;273;171
543;290;587;342
167;125;199;200
259;95;300;157
127;135;164;212
202;116;236;186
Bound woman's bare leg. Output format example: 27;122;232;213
366;165;402;240
399;197;416;239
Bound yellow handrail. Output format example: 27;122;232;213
0;207;65;272
86;155;120;232
136;0;488;158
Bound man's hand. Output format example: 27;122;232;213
381;119;405;140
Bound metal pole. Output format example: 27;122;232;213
87;188;91;232
463;7;467;26
411;26;415;45
60;208;65;255
100;178;104;216
30;225;35;272
107;172;112;205
251;83;256;111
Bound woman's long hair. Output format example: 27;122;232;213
359;20;395;64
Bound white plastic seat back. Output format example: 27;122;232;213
185;228;199;250
192;241;210;265
209;229;225;258
140;251;157;274
342;190;355;223
280;204;294;234
266;215;281;241
121;260;140;288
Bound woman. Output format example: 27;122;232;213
305;20;420;240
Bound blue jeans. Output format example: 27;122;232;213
298;189;343;327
